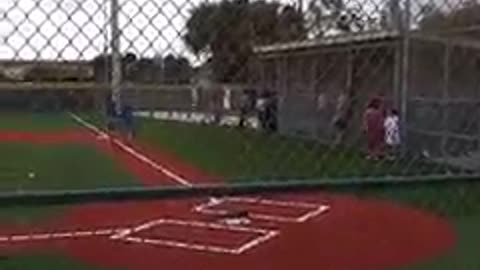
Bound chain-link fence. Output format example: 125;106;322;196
1;1;480;270
407;35;480;168
0;0;479;184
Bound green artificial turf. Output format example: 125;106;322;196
138;120;453;182
0;114;133;269
0;113;77;132
402;216;480;270
0;143;137;224
0;143;136;192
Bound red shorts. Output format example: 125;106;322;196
367;130;384;152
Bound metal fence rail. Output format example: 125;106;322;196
1;174;479;207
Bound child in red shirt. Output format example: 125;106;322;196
363;97;385;160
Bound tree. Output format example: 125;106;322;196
92;53;111;83
380;0;405;31
163;54;194;84
306;0;344;37
306;0;376;37
418;3;449;31
92;52;139;82
419;1;480;36
92;52;193;84
184;0;306;82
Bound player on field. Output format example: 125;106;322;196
121;104;135;140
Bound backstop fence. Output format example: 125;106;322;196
254;32;480;170
0;0;480;184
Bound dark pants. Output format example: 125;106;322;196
239;107;250;128
106;116;121;131
124;120;135;138
264;107;277;132
258;109;267;130
107;116;135;138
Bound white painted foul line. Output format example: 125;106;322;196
69;113;192;187
0;228;123;244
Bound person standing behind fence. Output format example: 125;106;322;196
333;93;348;146
238;89;250;128
211;87;223;125
363;97;385;160
121;104;135;140
264;90;278;133
257;90;268;130
384;108;400;160
105;95;117;132
238;89;257;129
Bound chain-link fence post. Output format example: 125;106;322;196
110;0;123;114
400;0;411;155
441;42;451;157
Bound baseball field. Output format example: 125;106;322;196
0;112;478;270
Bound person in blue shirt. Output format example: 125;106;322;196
121;104;135;140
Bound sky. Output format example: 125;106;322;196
0;0;203;62
0;0;450;63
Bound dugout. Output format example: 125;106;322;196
253;30;480;161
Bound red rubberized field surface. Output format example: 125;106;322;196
0;128;456;270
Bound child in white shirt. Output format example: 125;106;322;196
384;109;401;159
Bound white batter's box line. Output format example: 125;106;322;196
110;218;279;255
224;197;324;208
0;228;126;243
194;197;331;223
